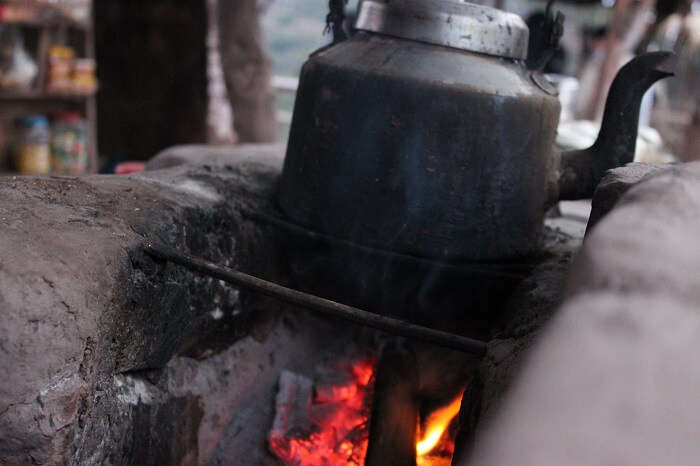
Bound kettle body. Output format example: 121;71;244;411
278;0;672;263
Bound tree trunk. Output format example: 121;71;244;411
218;0;277;143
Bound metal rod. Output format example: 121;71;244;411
144;243;487;357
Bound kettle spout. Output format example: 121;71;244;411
558;51;674;200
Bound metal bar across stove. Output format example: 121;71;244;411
144;243;487;357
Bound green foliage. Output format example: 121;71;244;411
262;0;330;77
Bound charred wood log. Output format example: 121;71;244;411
365;339;419;466
268;371;314;458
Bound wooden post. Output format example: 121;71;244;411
581;0;655;121
93;0;208;159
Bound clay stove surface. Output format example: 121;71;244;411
0;143;587;464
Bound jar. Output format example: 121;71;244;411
72;58;97;94
14;115;50;174
50;112;87;175
47;46;75;93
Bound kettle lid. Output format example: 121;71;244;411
355;0;529;60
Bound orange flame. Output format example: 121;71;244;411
416;390;465;465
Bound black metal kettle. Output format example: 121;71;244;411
278;0;673;262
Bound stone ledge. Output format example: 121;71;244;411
468;292;700;465
0;145;286;464
465;161;700;465
572;161;700;304
587;162;669;230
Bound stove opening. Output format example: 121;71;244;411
268;356;374;465
268;346;467;466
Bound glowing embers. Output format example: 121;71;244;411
416;391;465;466
269;356;464;466
268;358;374;466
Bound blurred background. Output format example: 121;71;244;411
0;0;697;175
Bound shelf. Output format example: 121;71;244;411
0;89;95;101
0;2;90;30
0;0;97;174
0;16;89;29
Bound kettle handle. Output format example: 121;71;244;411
326;0;349;43
526;0;565;71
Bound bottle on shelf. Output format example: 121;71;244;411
13;115;50;174
47;45;75;93
0;27;38;90
51;112;87;175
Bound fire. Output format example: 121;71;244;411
416;390;465;466
269;358;374;466
269;358;464;466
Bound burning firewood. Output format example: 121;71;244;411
268;370;315;459
268;359;374;465
366;339;420;466
365;340;472;466
268;341;468;466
